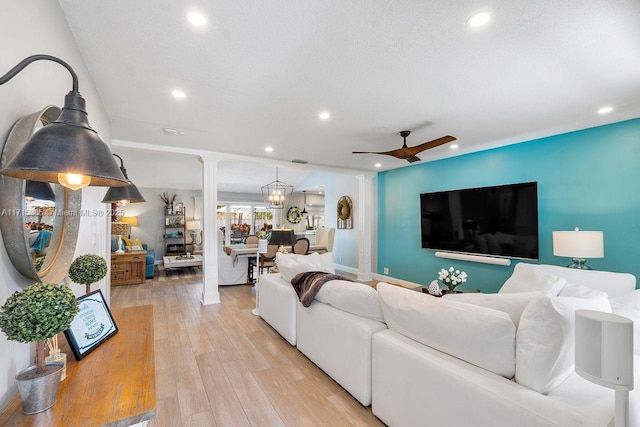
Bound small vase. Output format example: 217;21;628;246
45;350;67;381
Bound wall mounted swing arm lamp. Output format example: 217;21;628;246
0;54;127;190
101;153;146;205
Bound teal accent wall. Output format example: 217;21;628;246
378;118;640;293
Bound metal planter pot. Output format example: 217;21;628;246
15;361;64;414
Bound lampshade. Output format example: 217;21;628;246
261;167;293;209
552;229;604;258
25;180;55;201
0;55;127;190
186;220;201;231
101;154;145;204
121;216;138;227
268;229;296;246
111;222;131;236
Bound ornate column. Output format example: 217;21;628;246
198;155;222;305
356;173;376;281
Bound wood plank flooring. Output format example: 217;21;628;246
110;267;385;426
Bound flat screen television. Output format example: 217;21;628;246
420;182;539;260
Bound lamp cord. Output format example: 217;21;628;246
0;54;78;92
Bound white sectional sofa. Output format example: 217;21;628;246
258;256;639;426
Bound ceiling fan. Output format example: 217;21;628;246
353;130;457;163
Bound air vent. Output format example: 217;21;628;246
291;159;308;164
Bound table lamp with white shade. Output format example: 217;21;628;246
575;310;634;427
252;239;269;316
186;220;201;245
552;228;604;270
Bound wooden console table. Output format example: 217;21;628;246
0;305;156;427
111;251;146;286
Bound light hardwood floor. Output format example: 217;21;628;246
110;268;385;427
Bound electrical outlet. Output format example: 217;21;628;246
383;267;389;275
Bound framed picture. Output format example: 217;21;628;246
64;289;118;361
174;202;184;214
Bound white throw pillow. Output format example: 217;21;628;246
276;252;335;282
499;263;567;295
515;293;611;394
315;280;384;322
377;282;516;378
558;282;608;299
443;291;546;327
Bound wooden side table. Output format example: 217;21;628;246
111;251;146;286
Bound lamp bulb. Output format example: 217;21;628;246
58;172;90;190
119;200;129;206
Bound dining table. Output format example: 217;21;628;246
223;243;327;283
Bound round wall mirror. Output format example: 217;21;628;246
0;106;81;283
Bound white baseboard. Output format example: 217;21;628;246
371;273;423;289
334;263;358;275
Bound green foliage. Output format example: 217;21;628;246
0;282;79;343
33;257;45;272
68;254;107;285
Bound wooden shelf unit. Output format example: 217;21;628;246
164;209;186;255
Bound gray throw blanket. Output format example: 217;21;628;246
290;271;353;307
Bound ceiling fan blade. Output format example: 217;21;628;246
404;135;456;156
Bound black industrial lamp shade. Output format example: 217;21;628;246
268;229;296;246
101;154;146;204
0;55;127;190
25;180;55;201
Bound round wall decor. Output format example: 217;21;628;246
337;196;353;229
287;206;302;224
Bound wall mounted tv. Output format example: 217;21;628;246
420;182;539;260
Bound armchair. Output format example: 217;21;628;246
315;227;335;252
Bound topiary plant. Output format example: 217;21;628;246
68;254;107;294
0;282;79;374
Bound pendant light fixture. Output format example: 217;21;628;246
301;190;308;215
0;55;127;190
261;167;293;209
101;154;146;205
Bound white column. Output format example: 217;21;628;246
225;205;231;246
199;155;222;305
250;206;256;234
357;174;375;282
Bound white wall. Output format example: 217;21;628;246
297;172;361;268
0;1;112;409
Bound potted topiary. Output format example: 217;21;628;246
0;282;79;414
68;254;108;294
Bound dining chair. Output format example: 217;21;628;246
292;237;310;255
244;235;259;245
258;244;279;274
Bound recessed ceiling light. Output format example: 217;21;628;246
187;12;207;27
450;144;459;150
597;106;613;114
375;163;382;168
319;112;330;120
319;191;323;195
265;146;274;153
467;11;491;28
172;89;186;99
163;127;184;136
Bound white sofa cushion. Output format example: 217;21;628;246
276;252;335;283
315;280;384;322
515;293;611;394
537;264;636;298
443;291;545;327
377;282;516;378
500;263;567;295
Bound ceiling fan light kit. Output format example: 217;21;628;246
353;130;456;163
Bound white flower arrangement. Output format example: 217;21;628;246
438;267;468;293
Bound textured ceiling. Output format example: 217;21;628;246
58;0;640;186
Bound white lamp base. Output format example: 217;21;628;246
615;386;630;427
